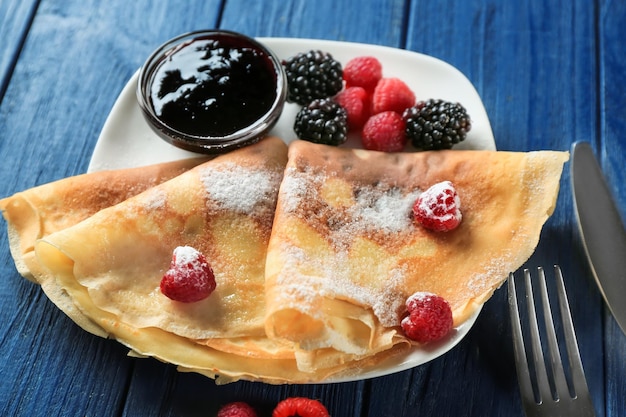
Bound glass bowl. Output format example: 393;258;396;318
136;30;287;154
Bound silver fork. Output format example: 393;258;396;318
507;265;595;416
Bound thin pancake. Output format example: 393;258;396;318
32;137;396;383
265;140;568;360
35;137;287;341
0;157;208;281
1;157;207;335
51;268;410;384
3;137;570;383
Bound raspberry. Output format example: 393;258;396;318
334;86;370;130
371;77;415;115
343;56;383;92
361;111;407;152
294;98;348;146
401;292;453;343
412;181;462;232
218;402;258;417
160;246;216;303
272;397;330;417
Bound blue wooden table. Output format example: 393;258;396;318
1;1;625;416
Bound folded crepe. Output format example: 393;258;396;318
0;157;208;282
35;137;285;340
1;136;569;383
3;136;403;383
31;137;341;383
1;157;208;335
264;140;569;359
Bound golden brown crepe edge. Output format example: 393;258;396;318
0;156;210;281
0;157;211;336
264;141;570;357
448;149;570;325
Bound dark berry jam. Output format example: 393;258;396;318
148;34;278;137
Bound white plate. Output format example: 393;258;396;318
89;38;494;172
88;38;491;382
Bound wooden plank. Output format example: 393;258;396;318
0;281;133;415
0;0;38;99
598;0;626;416
599;0;626;217
220;0;406;46
405;0;598;154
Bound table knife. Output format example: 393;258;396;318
571;141;626;335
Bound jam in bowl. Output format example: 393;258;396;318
136;30;287;154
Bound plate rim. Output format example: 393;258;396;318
89;37;495;172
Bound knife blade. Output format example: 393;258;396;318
571;141;626;335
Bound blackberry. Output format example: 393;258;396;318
403;99;471;150
282;50;343;105
294;98;348;146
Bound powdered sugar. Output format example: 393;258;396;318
405;291;436;309
173;245;203;267
273;169;426;327
282;169;421;236
274;243;407;328
466;250;514;294
355;187;421;233
200;162;279;213
171;246;212;285
144;188;167;210
371;267;409;326
277;167;309;213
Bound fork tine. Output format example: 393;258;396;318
553;265;594;407
509;266;596;417
507;271;537;408
523;268;554;404
536;266;570;400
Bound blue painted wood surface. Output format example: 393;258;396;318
1;0;624;416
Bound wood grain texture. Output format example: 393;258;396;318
1;0;624;416
221;0;406;45
599;0;626;217
599;1;626;416
0;0;38;100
